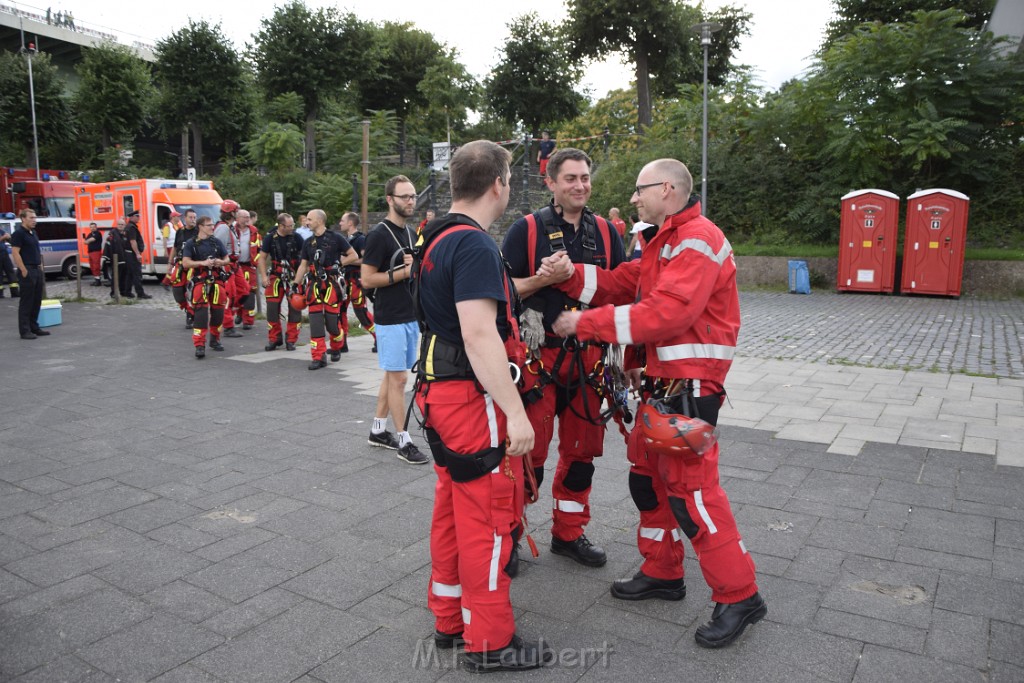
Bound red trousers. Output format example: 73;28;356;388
524;343;604;541
88;251;101;278
223;264;256;328
417;380;522;654
189;279;226;348
627;405;758;603
342;276;375;340
305;278;345;361
264;275;301;344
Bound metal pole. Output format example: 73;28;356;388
24;45;41;181
75;253;81;299
360;120;370;231
701;40;709;214
113;257;120;304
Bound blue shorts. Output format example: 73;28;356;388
376;321;420;371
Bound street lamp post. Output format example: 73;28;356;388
689;21;721;216
21;42;41;181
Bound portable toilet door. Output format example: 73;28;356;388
837;189;900;293
900;189;970;297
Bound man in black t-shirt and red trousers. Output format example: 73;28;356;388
181;216;231;359
291;209;358;370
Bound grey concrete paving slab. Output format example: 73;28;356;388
3;290;1024;681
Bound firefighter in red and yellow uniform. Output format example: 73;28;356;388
215;206;258;332
291;209;358;370
339;211;376;352
181;216;231;359
414;141;552;673
551;158;766;649
168;208;199;328
258;212;304;351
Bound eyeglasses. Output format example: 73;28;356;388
389;194;417;202
634;181;672;195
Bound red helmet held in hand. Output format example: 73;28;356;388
220;199;239;214
289;291;307;311
637;399;718;457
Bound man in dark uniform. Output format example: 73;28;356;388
10;209;48;339
258;212;304;352
181;216;231;358
339;211;375;352
291;209;357;370
124;210;151;299
414;140;553;672
502;147;626;568
0;222;18;298
168;208;199;327
104;218;129;299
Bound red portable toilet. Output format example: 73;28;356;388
837;189;900;293
900;189;970;297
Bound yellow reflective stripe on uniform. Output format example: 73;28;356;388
655;343;735;362
424;334;437;379
614;305;633;345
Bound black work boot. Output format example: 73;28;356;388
210;340;225;352
550;534;607;567
504;542;521;579
329;350;341;362
308;358;327;370
694;592;767;648
285;342;296;351
611;571;686;601
265;339;283;351
195;346;206;359
225;327;243;338
434;630;464;650
461;634;554;673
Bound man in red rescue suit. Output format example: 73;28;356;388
415;140;553;673
339;211;376;352
551;158;767;649
292;209;358;370
501;148;626;568
258;212;304;352
181;216;231;359
168;208;199;328
214;206;258;333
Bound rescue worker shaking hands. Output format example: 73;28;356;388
550;158;767;649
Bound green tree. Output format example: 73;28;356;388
154;20;253;175
251;2;372;171
75;42;156;151
317;108;399;176
262;92;305;128
0;50;74;167
562;0;750;131
242;122;305;174
485;13;586;135
414;49;480;145
825;0;994;46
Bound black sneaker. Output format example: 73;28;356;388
694;592;767;649
308;358;328;370
461;634;554;673
397;442;429;465
195;346;206;359
368;430;400;450
285;342;296;351
434;630;465;650
265;340;283;351
550;534;607;567
137;293;153;299
225;328;243;338
329;350;341;362
210;340;225;351
611;571;686;601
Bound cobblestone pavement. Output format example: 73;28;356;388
1;283;1021;682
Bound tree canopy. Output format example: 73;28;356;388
75;42;155;151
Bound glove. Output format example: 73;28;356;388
521;307;545;356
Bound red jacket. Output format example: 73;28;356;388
556;201;740;385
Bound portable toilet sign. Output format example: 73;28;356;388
900;189;970;297
837;189;900;293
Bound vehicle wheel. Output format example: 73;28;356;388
62;258;79;280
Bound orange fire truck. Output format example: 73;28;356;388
1;166;83;217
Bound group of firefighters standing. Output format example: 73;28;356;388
141;142;766;672
162;202;376;365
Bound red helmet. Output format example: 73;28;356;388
289;291;307;311
636;399;718;457
220;199;239;214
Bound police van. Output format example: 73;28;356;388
0;213;80;278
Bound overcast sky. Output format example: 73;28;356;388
27;0;835;95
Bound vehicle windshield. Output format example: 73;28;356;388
175;204;220;224
42;197;76;217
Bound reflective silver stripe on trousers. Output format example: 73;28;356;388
639;526;665;542
579;264;598;305
554;499;586;513
655;343;735;362
614;305;633;345
462;607;471;624
488;532;503;591
484;393;499;448
694;489;718;534
431;581;462;598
